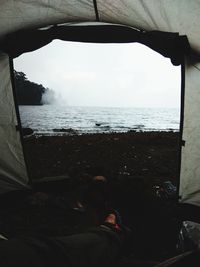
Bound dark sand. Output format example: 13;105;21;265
24;131;179;183
1;131;182;261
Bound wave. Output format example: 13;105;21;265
19;106;180;135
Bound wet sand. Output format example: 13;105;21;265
24;131;180;184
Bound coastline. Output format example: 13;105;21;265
19;105;180;135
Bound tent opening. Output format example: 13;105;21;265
14;40;181;187
10;39;183;259
0;18;193;260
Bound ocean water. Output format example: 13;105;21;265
19;105;180;135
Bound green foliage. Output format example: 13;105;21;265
14;70;47;105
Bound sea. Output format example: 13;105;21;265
19;105;180;135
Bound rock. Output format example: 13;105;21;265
22;127;34;136
53;128;77;134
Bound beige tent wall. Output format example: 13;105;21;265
97;0;200;53
179;60;200;206
0;52;29;193
0;0;95;38
0;0;200;200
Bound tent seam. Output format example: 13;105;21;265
93;0;100;22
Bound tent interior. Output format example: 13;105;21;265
1;0;200;263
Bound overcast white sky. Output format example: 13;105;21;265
14;40;181;108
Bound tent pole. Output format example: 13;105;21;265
177;59;185;201
93;0;100;21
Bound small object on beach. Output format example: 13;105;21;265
95;123;101;127
22;127;34;136
162;181;177;197
153;181;177;199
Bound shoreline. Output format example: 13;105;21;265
23;127;180;137
19;105;180;136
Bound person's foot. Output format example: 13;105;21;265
102;211;133;249
104;213;116;225
102;211;122;232
72;200;85;212
93;175;107;182
72;175;107;213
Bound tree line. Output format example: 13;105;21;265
14;71;48;105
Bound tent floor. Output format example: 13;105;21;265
0;177;183;263
2;131;199;262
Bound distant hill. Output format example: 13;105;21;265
14;71;50;105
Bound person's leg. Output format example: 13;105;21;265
0;213;127;267
53;213;124;267
0;239;45;267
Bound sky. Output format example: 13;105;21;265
14;40;181;108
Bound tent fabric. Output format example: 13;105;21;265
0;52;29;194
97;0;200;54
0;0;200;205
179;61;200;206
0;0;199;55
0;0;96;40
0;25;190;65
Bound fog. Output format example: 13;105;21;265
14;40;181;109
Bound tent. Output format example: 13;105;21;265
0;0;200;208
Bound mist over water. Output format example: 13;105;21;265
41;88;58;105
19;105;180;135
41;89;71;106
